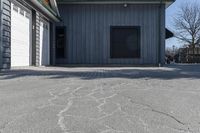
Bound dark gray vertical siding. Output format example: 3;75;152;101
58;4;164;65
84;5;90;64
50;22;56;65
160;5;166;64
81;5;86;63
32;10;37;66
1;0;11;69
102;5;106;64
76;6;81;63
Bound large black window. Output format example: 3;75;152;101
56;26;66;59
110;26;141;58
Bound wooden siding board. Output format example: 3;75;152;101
2;8;10;17
1;0;11;69
0;0;2;69
2;1;10;10
2;0;9;5
2;24;10;31
57;4;163;65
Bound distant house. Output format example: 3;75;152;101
0;0;175;70
179;47;200;63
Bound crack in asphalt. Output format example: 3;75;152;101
149;109;193;133
2;67;200;133
35;70;196;133
54;81;192;133
122;95;186;125
126;98;193;133
57;86;82;133
150;109;186;125
57;100;73;133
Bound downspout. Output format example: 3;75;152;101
158;0;163;66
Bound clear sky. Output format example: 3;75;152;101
166;0;199;49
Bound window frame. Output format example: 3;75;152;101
110;26;141;59
13;5;19;12
19;8;25;16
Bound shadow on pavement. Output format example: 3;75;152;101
0;64;200;80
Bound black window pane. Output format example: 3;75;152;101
110;26;140;58
56;27;66;58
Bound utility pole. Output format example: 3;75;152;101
173;45;175;54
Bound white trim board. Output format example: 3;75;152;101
58;1;174;8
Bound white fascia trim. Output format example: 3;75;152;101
165;2;174;8
30;0;60;22
58;1;174;8
50;0;60;17
58;1;172;4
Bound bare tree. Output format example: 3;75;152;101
174;2;200;48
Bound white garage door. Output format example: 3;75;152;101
11;2;31;67
40;18;50;66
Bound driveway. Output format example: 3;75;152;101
0;64;200;133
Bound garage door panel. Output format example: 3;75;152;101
11;2;31;67
12;48;29;55
13;47;29;54
11;23;30;33
12;32;29;36
11;21;30;27
12;25;30;30
12;32;30;38
12;32;30;40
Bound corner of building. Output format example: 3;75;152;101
0;0;3;71
0;0;11;70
